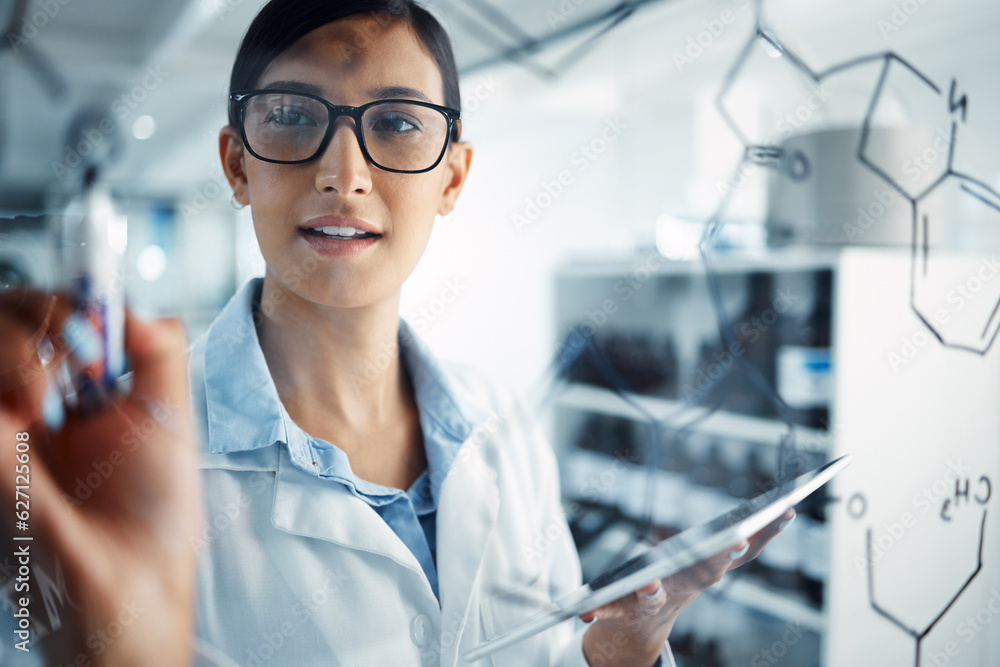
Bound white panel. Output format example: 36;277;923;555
827;247;1000;666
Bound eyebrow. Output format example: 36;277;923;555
260;81;433;104
262;80;324;96
369;85;432;103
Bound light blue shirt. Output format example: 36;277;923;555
201;276;480;603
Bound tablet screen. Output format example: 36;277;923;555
464;454;851;662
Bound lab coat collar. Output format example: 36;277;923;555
269;414;501;620
201;276;489;465
270;442;424;571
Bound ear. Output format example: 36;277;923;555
437;139;473;217
220;126;250;206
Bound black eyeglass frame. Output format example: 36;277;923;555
230;89;462;174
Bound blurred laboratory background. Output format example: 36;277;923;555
3;0;1000;665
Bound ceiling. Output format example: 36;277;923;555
1;0;999;212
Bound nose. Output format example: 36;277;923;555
314;117;373;195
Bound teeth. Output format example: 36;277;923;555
318;226;361;237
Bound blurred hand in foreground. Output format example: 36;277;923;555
0;290;202;666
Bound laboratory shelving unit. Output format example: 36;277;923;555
550;247;839;667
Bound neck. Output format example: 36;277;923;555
255;270;411;450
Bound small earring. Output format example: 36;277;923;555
230;194;245;210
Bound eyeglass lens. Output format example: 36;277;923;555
242;93;449;171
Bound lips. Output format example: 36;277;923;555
299;215;382;236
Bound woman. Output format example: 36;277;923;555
0;1;790;664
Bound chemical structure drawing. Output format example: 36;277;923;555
866;511;986;667
851;475;991;667
544;0;1000;545
704;0;1000;355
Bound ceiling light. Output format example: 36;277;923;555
137;244;167;281
132;115;156;140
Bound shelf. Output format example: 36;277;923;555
555;247;840;278
717;576;826;633
557;383;829;450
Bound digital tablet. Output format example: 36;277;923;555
463;454;852;663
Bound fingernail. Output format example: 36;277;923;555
642;584;662;600
42;381;65;431
63;314;102;365
779;512;797;532
729;543;750;560
36;335;55;367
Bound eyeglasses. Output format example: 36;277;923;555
230;90;462;174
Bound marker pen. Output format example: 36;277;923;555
56;167;128;415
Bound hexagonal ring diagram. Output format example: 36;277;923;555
912;174;1000;353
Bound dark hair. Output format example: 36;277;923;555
228;0;461;129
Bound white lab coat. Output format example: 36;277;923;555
185;326;677;667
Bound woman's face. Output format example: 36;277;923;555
220;15;471;309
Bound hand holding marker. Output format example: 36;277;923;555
43;166;128;427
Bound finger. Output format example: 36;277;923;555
121;309;190;413
578;591;632;623
636;581;661;598
664;548;733;596
634;580;665;614
730;509;796;570
0;289;77;360
0;293;77;424
114;309;200;531
725;540;751;569
0;289;59;342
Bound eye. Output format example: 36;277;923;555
369;110;422;135
264;105;319;127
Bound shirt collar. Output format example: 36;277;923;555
202;277;486;485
